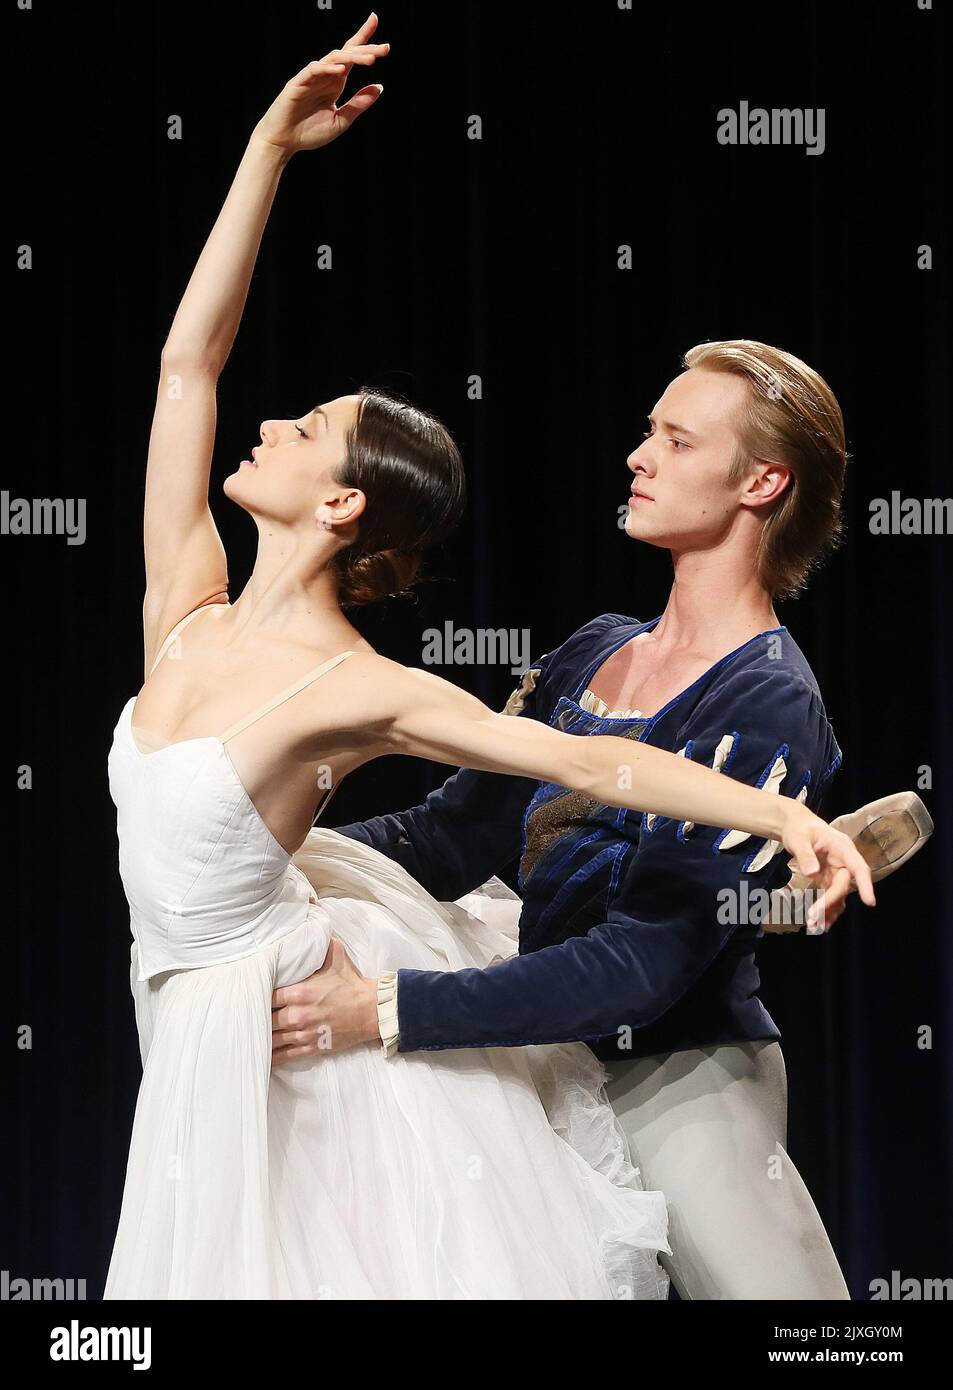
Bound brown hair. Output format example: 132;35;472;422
682;339;848;600
333;388;466;607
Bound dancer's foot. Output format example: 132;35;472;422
764;791;933;934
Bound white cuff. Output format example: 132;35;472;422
376;971;400;1058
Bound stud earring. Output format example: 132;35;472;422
320;519;333;531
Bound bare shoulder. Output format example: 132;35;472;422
287;646;492;769
330;651;470;727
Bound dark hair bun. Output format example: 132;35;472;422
336;548;422;607
332;388;465;609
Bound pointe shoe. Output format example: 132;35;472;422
763;791;934;934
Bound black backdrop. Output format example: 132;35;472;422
7;0;951;1299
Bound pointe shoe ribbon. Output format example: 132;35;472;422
762;790;934;934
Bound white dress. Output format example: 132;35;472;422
103;621;670;1301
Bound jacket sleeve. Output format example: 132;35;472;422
332;659;551;902
393;665;842;1052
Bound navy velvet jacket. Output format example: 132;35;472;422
335;613;843;1059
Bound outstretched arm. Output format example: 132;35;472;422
378;662;874;898
273;661;876;1059
142;14;389;671
391;672;851;1052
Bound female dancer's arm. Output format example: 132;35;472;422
373;662;876;917
141;17;389;670
272;657;874;1059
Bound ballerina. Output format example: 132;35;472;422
103;14;874;1299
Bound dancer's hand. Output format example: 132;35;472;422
253;12;388;157
271;940;379;1062
778;802;876;930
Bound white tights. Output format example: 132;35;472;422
604;1042;850;1300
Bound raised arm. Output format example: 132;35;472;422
142;14;389;672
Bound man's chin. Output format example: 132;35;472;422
623;511;664;544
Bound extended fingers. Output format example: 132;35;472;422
311;43;390;72
803;825;878;917
788;829;820;878
335;84;384;129
290;41;389;91
824;830;877;907
807;865;851;929
346;11;381;46
846;842;877;906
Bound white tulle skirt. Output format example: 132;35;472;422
103;830;670;1300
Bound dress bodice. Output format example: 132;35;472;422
107;604;359;980
108;697;319;980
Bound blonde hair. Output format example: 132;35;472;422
682;339;847;600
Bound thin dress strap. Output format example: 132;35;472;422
148;603;225;677
219;650;357;745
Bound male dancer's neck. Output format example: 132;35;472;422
650;550;782;659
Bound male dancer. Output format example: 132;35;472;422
274;340;929;1299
